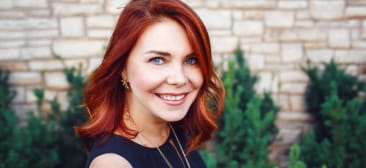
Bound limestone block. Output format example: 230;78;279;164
53;40;105;58
233;20;263;36
352;29;360;40
251;43;279;54
281;43;303;62
183;0;203;7
211;36;238;53
61;17;84;37
297;29;327;41
45;72;69;90
106;0;130;14
28;40;52;47
248;54;264;70
0;11;25;18
334;50;366;63
306;49;333;63
353;41;366;49
317;20;360;29
26;30;58;39
345;65;358;76
87;57;103;74
0;62;28;71
87;15;115;28
195;9;231;29
296;10;311;19
12;87;25;104
242;11;264;20
289;95;305;112
265;11;295;28
20;47;51;59
273;94;290;111
277;128;302;144
29;60;64;71
0;49;20;60
221;0;276;9
362;20;366;39
0;0;13;9
277;111;312;121
26;89;58;104
346;6;366;18
64;59;88;69
280;83;307;94
0;20;24;30
81;0;103;2
53;3;103;16
27;9;50;17
9;72;41;85
208;30;232;36
88;29;113;38
0;40;25;48
257;71;279;93
204;0;219;8
281;28;327;42
310;0;345;20
12;104;37;122
304;41;327;48
14;0;47;8
265;55;282;64
295;20;314;28
329;29;350;48
279;70;308;83
24;18;58;29
278;0;307;9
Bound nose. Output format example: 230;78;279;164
166;65;187;87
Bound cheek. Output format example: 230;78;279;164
128;67;164;90
189;69;204;89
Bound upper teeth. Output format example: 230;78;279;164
160;95;184;101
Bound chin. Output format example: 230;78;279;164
161;111;188;122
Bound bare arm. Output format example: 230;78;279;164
89;153;133;168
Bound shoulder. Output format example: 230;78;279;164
89;153;132;168
85;134;138;167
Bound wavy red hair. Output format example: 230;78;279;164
76;0;225;154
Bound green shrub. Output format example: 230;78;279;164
300;60;366;168
203;47;279;167
0;69;58;168
33;65;87;168
0;64;87;168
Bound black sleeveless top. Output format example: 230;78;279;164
84;127;207;168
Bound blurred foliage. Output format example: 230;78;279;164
0;64;87;168
300;60;366;168
202;47;279;168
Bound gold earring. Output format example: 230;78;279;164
121;79;129;89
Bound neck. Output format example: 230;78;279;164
124;112;170;147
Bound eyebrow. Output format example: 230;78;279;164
145;50;196;57
145;50;171;56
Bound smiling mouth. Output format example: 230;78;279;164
156;93;187;101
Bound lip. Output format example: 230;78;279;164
155;93;188;106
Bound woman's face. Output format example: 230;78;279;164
124;18;203;123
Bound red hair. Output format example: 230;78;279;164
76;0;225;154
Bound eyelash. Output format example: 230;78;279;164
149;57;164;65
148;56;198;65
185;56;198;65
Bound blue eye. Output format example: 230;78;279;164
150;57;164;65
185;56;198;65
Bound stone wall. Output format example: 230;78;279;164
1;0;366;165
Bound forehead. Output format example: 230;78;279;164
132;18;193;55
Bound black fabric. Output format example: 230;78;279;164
84;127;207;168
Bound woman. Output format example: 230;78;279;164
76;0;225;167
